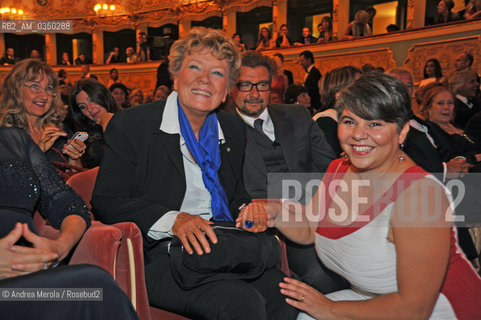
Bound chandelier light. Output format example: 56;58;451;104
0;7;24;18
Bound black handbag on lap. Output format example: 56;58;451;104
169;223;281;289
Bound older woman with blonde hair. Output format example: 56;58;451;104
343;10;372;40
92;27;298;320
0;59;86;176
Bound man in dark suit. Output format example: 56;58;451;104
231;51;347;294
294;27;318;45
92;29;298;320
449;69;480;129
299;50;322;112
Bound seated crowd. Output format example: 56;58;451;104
0;25;480;319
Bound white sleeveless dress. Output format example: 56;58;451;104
297;159;481;320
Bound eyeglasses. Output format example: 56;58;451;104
236;81;270;92
23;83;57;97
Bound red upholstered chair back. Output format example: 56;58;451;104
66;168;190;320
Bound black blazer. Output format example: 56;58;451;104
454;97;480;129
304;66;322;111
92;100;251;256
237;104;335;198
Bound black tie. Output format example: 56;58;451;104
254;118;264;135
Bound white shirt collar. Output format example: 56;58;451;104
236;107;270;128
306;64;314;73
159;91;225;143
456;94;472;108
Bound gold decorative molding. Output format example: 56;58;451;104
404;36;481;83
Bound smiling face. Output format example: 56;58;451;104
338;109;408;173
428;90;455;125
232;66;271;117
75;90;107;124
22;73;53;122
111;88;126;106
173;49;229;121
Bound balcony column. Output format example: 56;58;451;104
178;18;191;38
44;33;56;65
272;0;287;34
92;29;104;64
407;0;426;29
0;34;5;59
223;8;236;37
333;0;349;40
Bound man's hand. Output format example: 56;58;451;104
172;213;217;255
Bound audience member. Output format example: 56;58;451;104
153;85;170;101
449;69;480;128
105;47;122;64
109;82;131;110
465;0;481;19
343;10;372;40
256;27;274;51
314;65;362;156
125;47;137;63
276;24;293;48
454;51;474;72
129;88;144;107
317;17;335;43
254;72;481;320
230;50;340;296
92;27;299;320
269;91;283;104
0;128;138;320
0;59;86;177
419;58;444;87
284;84;311;110
0;48;16;65
80;64;96;80
107;68;120;88
155;58;173;90
273;53;293;85
60;52;71;66
70;79;118;168
386;24;400;32
299;50;322;112
366;7;377;29
436;0;458;23
271;55;289;103
30;49;42;61
136;31;150;62
233;33;247;52
58;68;68;83
74;53;92;65
294;28;318;46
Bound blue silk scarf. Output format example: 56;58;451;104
177;99;233;221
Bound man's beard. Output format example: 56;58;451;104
237;98;267;117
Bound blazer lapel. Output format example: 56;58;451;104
269;108;296;171
151;130;185;181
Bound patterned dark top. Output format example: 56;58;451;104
0;127;90;230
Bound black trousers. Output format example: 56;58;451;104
145;243;299;320
0;264;138;320
285;239;351;294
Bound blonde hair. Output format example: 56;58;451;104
168;27;240;90
0;59;63;132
